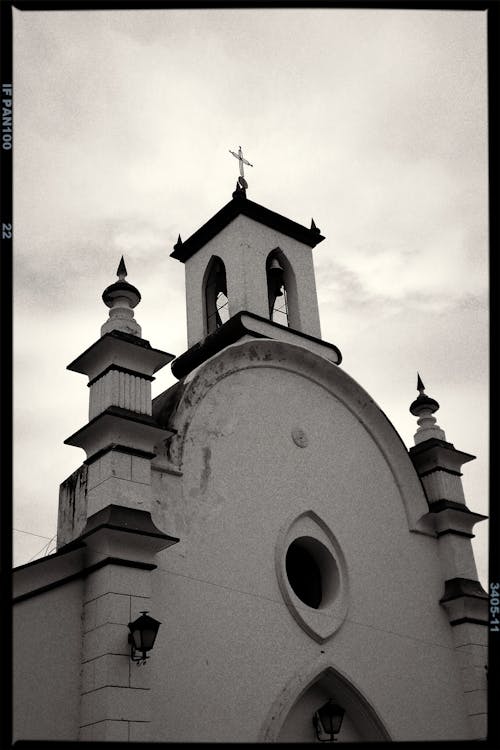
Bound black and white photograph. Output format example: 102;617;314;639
7;4;490;744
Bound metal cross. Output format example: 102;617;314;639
229;146;253;181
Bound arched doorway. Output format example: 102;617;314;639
263;666;391;743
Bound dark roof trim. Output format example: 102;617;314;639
419;466;463;478
81;504;179;544
428;499;473;514
171;310;342;380
64;405;169;446
170;195;325;263
449;617;489;627
409;438;456;454
67;329;174;374
436;529;475;539
13;556;157;605
88;364;155;387
440;577;488;603
84;444;157;466
13;570;84;604
409;438;475;462
12;540;86;572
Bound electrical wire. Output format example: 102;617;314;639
27;534;57;563
16;540;484;656
14;528;53;540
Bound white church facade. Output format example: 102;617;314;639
13;178;488;742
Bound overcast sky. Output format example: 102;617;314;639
13;8;488;585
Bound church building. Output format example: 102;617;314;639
13;165;488;742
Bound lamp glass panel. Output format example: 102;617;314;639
318;703;344;735
131;627;143;650
140;626;158;651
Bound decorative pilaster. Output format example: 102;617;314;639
60;259;176;538
78;507;177;741
59;259;179;741
408;375;487;739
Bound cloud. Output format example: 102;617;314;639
12;8;488;586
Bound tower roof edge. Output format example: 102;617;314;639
170;196;325;263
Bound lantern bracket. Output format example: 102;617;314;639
128;633;150;665
312;700;345;742
127;610;161;667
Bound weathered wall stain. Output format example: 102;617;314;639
57;465;88;547
201;447;212;493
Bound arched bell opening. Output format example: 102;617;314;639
203;256;229;335
266;249;300;330
268;666;391;743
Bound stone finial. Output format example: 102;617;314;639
311;218;321;234
410;373;446;444
101;258;142;338
232;181;247;200
117;255;127;280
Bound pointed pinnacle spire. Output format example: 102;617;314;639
101;256;141;337
117;256;127;280
310;218;321;235
409;373;445;443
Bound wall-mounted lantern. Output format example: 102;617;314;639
128;611;161;665
313;699;345;742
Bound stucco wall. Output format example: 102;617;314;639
13;580;83;741
149;340;471;742
57;464;88;548
184;214;322;346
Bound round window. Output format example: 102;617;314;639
285;536;340;610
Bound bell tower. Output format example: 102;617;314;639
171;179;328;348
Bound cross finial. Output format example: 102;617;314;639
229;145;253;190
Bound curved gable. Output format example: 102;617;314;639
157;338;431;534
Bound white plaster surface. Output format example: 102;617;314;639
14;337;485;742
89;371;151;419
183;214;322;346
90;720;130;742
437;535;480;582
421;471;466;504
147;339;474;741
86;475;152;517
13;581;84;741
79;562;154;733
80;686;151;724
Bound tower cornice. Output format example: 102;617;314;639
409;439;476;475
67;329;174;381
64;405;175;461
170;195;325;263
170;310;342;380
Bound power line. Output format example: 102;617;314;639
14;528;53;540
15;537;482;657
27;534;57;563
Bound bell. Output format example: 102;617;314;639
268;257;284;274
268;258;284;297
215;269;227;297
